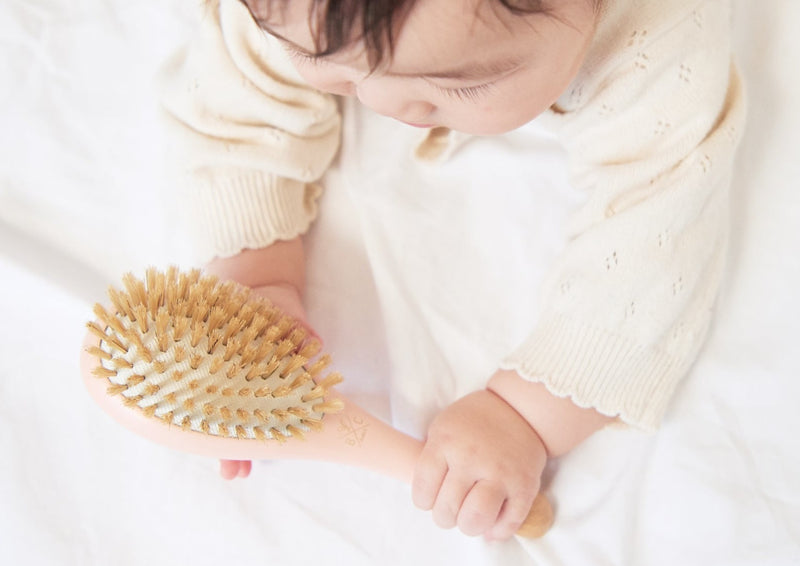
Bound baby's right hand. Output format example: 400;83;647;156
412;389;547;540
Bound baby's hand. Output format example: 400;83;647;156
216;280;315;481
412;390;547;540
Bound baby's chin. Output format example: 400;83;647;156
436;111;549;136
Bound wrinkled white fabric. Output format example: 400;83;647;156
0;0;798;564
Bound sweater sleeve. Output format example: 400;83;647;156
500;0;746;430
159;0;341;262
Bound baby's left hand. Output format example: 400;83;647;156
412;389;547;541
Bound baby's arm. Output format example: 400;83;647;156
413;0;745;540
412;371;611;540
487;370;615;458
205;237;313;479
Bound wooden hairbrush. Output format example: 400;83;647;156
81;267;554;538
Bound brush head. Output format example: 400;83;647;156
86;267;344;443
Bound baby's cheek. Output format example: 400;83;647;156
446;104;532;136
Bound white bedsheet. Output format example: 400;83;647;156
1;1;798;564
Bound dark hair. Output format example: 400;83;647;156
243;0;552;68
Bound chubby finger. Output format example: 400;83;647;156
237;460;252;478
219;459;241;480
486;486;540;541
412;452;448;511
431;473;475;530
457;481;506;537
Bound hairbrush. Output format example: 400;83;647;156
81;267;553;538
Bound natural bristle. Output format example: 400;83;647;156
87;267;345;443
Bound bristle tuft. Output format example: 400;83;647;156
132;305;149;335
288;327;307;347
288;373;311;391
298;339;322;359
261;357;281;378
272;385;292;398
301;386;326;403
128;375;145;386
106;384;127;396
274;339;296;361
286;425;305;440
113;358;133;370
124;395;143;408
287;407;309;418
279;354;307;379
125;328;152;363
312;399;345;414
317;372;344;390
86;346;112;361
92;366;117;379
271;408;290;421
306;355;331;378
108;286;134;321
155;309;170;352
173;345;187;363
270;428;288;443
300;417;323;432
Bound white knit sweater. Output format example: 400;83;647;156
159;0;746;430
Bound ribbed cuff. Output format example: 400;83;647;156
190;170;321;261
500;315;686;431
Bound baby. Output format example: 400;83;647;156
158;0;745;541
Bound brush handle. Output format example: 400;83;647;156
81;334;553;538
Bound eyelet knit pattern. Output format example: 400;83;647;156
500;0;746;429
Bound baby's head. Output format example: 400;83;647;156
243;0;600;134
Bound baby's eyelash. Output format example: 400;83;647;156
283;44;324;65
433;83;495;102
